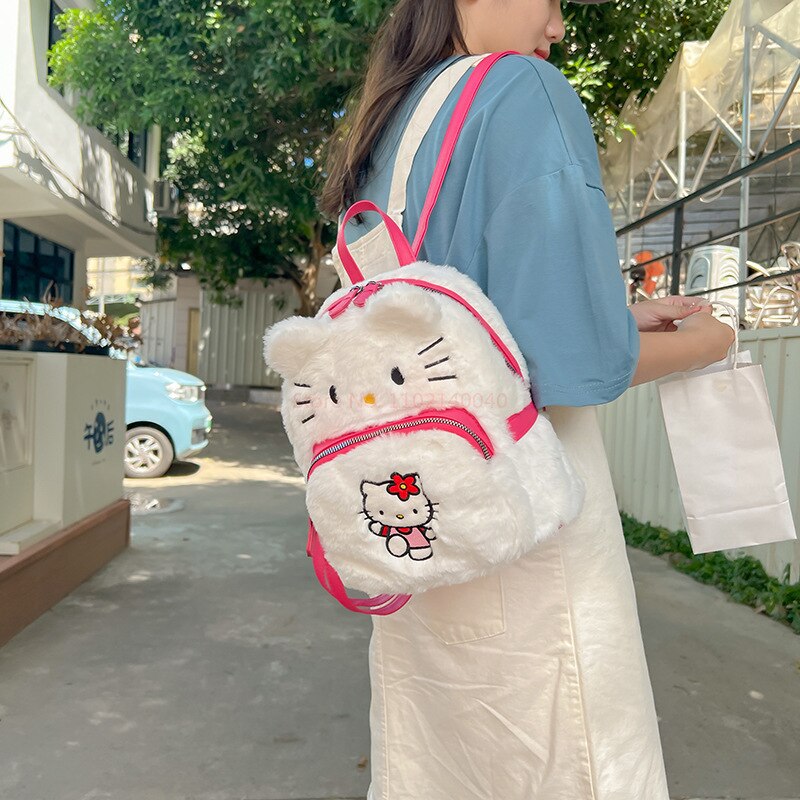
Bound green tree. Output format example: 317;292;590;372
558;0;730;139
49;0;729;311
50;0;384;313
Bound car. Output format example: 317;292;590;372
124;355;212;478
0;300;212;478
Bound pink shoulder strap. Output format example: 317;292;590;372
337;50;519;283
410;51;517;256
307;521;411;615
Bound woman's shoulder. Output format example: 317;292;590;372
471;54;602;188
482;53;578;101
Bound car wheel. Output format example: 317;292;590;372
125;426;174;479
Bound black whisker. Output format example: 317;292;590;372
295;400;311;405
427;375;458;382
301;414;315;423
294;382;311;388
424;356;449;369
417;336;443;355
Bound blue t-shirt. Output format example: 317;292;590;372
344;54;639;408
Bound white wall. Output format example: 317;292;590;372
137;274;201;371
598;327;800;582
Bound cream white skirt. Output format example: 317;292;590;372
366;405;670;800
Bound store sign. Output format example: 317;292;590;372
83;398;115;455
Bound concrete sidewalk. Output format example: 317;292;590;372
0;401;798;800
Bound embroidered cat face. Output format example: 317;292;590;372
264;265;531;470
360;473;436;528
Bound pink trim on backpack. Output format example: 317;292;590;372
307;521;412;615
308;406;496;479
337;201;415;284
506;401;538;441
379;277;524;377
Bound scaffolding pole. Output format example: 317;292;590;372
739;0;754;320
678;89;688;198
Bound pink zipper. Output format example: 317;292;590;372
307;406;494;479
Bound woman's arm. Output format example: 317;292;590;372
630;313;736;386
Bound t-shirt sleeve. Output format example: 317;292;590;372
459;57;639;409
467;165;640;408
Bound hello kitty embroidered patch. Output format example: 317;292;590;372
360;473;438;561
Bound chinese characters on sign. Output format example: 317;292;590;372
83;399;115;454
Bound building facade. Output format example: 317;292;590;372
0;0;157;306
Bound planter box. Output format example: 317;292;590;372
0;500;130;647
0;351;128;644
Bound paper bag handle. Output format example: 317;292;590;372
709;300;741;369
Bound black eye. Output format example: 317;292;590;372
412;509;418;514
329;385;338;404
379;510;384;515
391;367;404;385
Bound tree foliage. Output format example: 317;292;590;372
49;0;731;309
50;0;383;311
558;0;730;139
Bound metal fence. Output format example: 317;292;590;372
617;140;800;328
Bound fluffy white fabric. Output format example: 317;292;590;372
264;263;585;594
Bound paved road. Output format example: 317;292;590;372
0;400;798;800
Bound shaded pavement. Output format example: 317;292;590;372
0;401;798;800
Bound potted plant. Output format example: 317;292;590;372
0;297;139;356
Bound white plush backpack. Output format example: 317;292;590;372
264;53;585;614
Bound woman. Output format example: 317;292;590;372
320;2;734;798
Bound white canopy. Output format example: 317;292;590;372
600;0;800;197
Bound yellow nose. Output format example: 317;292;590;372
396;514;404;520
363;393;376;405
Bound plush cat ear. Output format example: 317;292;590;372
363;283;442;336
263;316;324;380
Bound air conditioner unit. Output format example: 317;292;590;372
153;180;180;218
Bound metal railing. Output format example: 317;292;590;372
617;139;800;327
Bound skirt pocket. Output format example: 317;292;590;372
409;571;505;644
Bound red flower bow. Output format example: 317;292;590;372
327;281;384;318
387;473;420;501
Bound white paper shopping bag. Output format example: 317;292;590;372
657;304;796;554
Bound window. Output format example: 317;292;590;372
2;223;74;304
96;125;149;172
48;1;64;80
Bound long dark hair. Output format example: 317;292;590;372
318;0;468;220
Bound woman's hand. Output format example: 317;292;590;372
630;299;735;386
629;296;712;332
675;311;736;370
